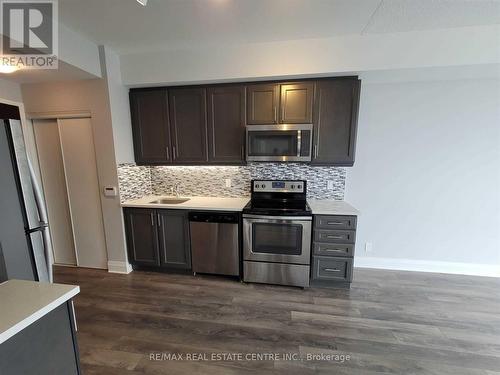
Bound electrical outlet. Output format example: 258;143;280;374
365;242;373;253
225;178;232;188
327;180;334;190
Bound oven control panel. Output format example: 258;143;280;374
252;180;306;193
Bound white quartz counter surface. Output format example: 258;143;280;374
308;200;359;216
0;279;80;345
122;195;250;211
122;195;358;215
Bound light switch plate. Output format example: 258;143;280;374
225;179;232;188
365;242;373;253
327;180;334;190
103;186;117;197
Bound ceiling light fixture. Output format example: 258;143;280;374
0;65;19;74
136;0;148;6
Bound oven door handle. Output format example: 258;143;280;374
243;215;312;222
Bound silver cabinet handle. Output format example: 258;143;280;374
172;146;177;160
327;221;343;225
324;268;341;273
314;145;318;159
157;213;161;227
296;130;302;157
150;213;154;226
70;300;77;332
282;106;285;122
166;146;169;160
274;107;277;123
324;248;343;253
326;235;343;239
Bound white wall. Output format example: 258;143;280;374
121;25;500;86
21;78;131;274
0;78;22;102
100;46;134;164
346;78;500;277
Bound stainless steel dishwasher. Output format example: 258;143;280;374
189;211;240;277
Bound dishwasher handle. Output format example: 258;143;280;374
188;211;239;224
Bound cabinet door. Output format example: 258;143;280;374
280;82;314;123
129;89;171;164
157;210;191;269
207;85;246;164
124;208;160;266
312;79;361;166
169;87;208;163
246;84;279;124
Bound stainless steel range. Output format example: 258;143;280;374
242;179;312;288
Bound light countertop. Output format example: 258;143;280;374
122;195;358;215
0;279;80;345
122;195;250;211
308;199;359;216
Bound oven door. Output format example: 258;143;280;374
243;215;312;265
246;124;312;162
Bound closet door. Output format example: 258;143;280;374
33;119;76;266
58;118;108;269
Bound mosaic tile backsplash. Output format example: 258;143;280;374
118;163;345;202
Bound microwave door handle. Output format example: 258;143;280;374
297;130;301;157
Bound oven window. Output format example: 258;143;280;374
248;131;298;156
252;223;302;255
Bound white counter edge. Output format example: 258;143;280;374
0;285;80;345
121;203;246;212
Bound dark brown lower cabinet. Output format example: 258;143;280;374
124;208;191;270
157;210;191;269
124;208;160;267
311;214;357;288
0;302;81;375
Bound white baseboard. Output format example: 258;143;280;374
354;257;500;278
107;261;132;274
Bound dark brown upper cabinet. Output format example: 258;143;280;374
246;84;280;124
311;78;361;166
129;88;171;164
168;87;208;163
207;85;246;164
246;82;314;125
280;82;314;123
129;77;360;166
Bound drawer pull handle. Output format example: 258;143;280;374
324;268;341;273
326;221;343;225
326;235;343;239
325;248;343;253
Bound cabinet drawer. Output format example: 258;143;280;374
315;215;356;230
314;229;356;244
312;256;353;282
313;243;354;257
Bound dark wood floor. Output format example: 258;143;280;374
54;266;500;375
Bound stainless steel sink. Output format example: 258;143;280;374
149;198;190;204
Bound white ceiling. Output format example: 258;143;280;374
59;0;500;54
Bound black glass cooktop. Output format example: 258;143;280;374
242;200;312;217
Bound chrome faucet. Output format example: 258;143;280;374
170;184;180;197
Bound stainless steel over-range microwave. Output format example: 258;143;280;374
246;124;313;162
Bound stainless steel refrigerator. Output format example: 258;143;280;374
0;103;53;283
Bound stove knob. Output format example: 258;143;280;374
291;185;295;189
297;184;302;189
262;184;266;188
